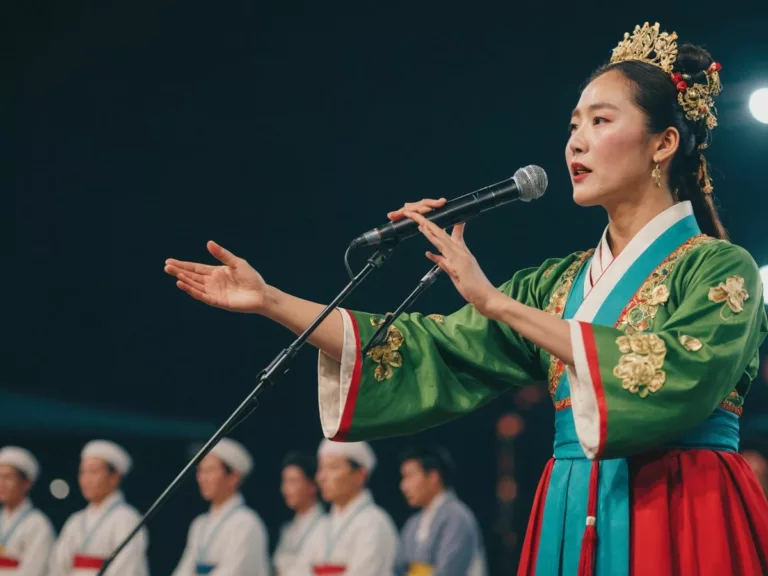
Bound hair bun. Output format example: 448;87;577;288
675;43;715;78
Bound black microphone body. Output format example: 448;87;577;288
349;165;546;248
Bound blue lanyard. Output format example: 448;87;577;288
0;507;34;546
196;505;244;563
285;512;322;555
80;500;124;553
325;499;372;559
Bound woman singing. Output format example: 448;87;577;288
165;23;768;575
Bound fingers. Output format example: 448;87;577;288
451;222;466;244
404;211;453;253
178;272;207;294
177;280;216;306
207;240;239;266
164;259;215;275
164;264;210;286
425;251;453;275
387;198;446;221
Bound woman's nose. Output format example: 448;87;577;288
568;132;585;155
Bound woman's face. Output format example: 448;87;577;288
566;69;656;207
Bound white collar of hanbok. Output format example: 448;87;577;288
1;497;31;526
576;200;694;322
208;492;244;521
584;226;614;299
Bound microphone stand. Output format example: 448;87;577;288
96;242;397;575
362;264;443;354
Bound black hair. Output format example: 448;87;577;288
282;451;318;481
590;43;728;240
399;444;457;488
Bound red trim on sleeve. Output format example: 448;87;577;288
580;322;608;458
0;557;21;568
335;311;362;441
73;555;105;569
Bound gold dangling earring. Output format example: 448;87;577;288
652;163;662;188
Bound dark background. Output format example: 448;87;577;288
8;1;768;573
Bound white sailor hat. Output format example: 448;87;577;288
81;440;132;475
0;446;40;483
210;438;253;477
317;439;377;473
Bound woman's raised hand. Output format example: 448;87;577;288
165;241;270;314
386;198;447;221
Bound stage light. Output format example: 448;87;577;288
760;266;768;304
750;88;768;124
50;479;70;499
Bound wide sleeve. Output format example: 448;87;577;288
567;242;768;459
18;514;55;576
317;256;577;441
104;509;148;576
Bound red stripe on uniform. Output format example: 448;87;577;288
335;311;362;441
0;557;20;568
73;555;105;569
312;565;347;574
580;322;607;457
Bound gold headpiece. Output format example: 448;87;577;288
610;22;722;149
611;22;678;74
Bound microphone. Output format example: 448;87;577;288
349;165;547;248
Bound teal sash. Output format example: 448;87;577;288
535;214;711;575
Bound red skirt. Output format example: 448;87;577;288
519;450;768;575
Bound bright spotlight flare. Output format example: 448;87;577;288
750;88;768;125
348;165;548;248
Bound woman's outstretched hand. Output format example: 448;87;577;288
402;211;504;318
164;240;270;314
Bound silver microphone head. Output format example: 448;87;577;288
513;165;548;201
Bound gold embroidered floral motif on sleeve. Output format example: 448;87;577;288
367;316;404;381
543;251;594;398
613;333;667;398
719;390;744;417
678;334;703;352
616;235;714;334
426;314;445;324
708;275;749;320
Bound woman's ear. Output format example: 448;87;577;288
653;126;680;165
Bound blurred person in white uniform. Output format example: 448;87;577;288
49;440;149;576
0;446;55;575
297;439;398;576
173;438;269;575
